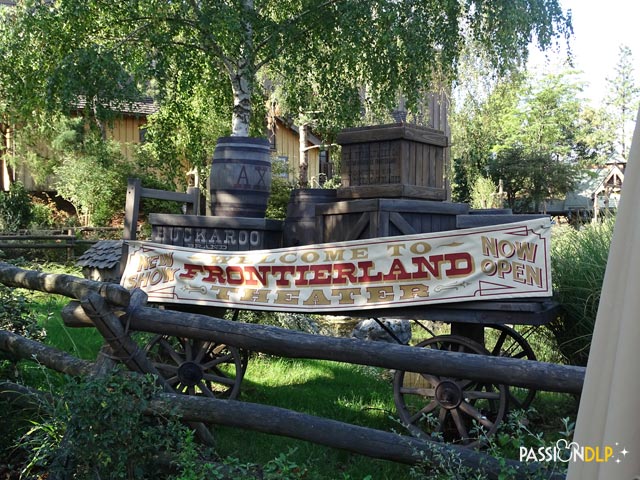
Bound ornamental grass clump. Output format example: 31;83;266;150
548;217;615;366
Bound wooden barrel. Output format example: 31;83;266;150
209;137;272;218
283;188;337;247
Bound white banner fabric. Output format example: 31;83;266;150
120;219;552;313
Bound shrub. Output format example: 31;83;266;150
266;157;296;220
0;182;33;232
0;284;44;341
17;372;190;479
548;217;615;365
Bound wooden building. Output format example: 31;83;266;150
0;99;153;192
268;116;328;186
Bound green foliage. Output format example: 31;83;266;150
51;119;133;226
452;70;612;208
470;176;501;209
173;443;307;480
0;284;45;342
0;0;572;140
18;372;190;479
548;218;615;365
266;158;296;220
406;408;570;480
605;45;640;160
0;182;33;232
487;147;580;212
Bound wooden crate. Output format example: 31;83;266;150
149;214;283;251
337;123;448;200
317;198;468;243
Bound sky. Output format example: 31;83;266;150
528;0;640;106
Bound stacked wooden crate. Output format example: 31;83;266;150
319;123;464;243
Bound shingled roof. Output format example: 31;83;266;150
76;240;124;270
74;96;158;116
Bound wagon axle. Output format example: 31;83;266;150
177;361;204;387
435;380;463;409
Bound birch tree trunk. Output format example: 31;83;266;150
230;62;253;137
230;0;256;137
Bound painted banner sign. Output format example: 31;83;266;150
120;219;552;312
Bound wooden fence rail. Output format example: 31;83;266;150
0;234;110;260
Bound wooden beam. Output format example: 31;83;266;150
100;304;585;394
149;393;562;480
0;262;130;307
0;330;93;376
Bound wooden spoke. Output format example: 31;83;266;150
490;330;508;357
158;337;184;365
197;381;216;398
408;400;439;424
202;373;237;386
484;325;537;410
450;409;470;442
400;386;436;396
459;401;495;430
393;335;507;448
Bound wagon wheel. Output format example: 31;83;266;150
145;335;247;399
484;324;537;410
393;335;507;447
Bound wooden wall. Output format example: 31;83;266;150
2;115;146;192
107;115;147;160
272;118;320;185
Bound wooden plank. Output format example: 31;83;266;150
361;142;371;185
419;143;428;188
140;186;198;204
124;178;141;240
371;210;385;238
149;214;283;231
0;243;72;250
0;235;75;241
149;393;555;479
336;184;446;200
434;147;444;189
456;215;549;229
0;330;93;376
380;141;392;183
377;198;467;214
316;198;381;215
407;142;426;186
353;298;559;323
337;124;448;147
388;212;418;236
369;142;380;184
345;212;371;241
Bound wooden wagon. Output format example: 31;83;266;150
120;217;559;448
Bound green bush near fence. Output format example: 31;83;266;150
0;182;33;232
548;217;615;366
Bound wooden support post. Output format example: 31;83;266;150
124;178;141;241
79;292;215;446
186;186;201;215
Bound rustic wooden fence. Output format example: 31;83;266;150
0;227;124;260
0;262;580;479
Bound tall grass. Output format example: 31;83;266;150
548;218;615;366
